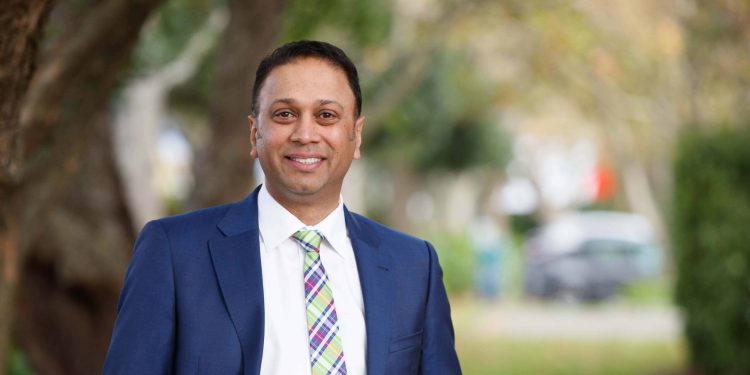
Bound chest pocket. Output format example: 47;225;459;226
387;330;423;374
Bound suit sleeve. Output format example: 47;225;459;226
420;241;462;374
103;220;176;375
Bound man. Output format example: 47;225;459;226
104;40;461;375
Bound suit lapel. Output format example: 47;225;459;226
209;187;264;375
207;190;394;375
345;208;394;375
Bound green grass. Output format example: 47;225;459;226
456;336;684;375
452;299;686;375
622;277;674;306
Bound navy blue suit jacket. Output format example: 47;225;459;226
103;186;461;374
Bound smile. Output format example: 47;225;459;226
288;157;322;165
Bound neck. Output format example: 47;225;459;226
265;186;340;226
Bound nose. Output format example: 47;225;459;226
290;113;319;144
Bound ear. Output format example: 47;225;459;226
353;116;365;160
249;115;258;159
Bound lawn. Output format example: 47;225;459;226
452;298;686;375
456;336;684;375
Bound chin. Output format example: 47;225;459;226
284;183;322;196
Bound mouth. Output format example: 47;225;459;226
285;155;325;170
287;157;322;165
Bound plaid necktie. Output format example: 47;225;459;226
292;229;348;375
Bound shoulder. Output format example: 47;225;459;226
157;202;234;228
131;200;252;262
142;200;241;241
348;211;427;245
346;211;436;265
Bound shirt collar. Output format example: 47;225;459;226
257;185;350;259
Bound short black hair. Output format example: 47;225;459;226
251;40;362;117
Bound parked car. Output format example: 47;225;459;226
524;211;662;302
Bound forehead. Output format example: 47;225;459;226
258;58;355;109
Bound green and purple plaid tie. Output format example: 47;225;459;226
292;229;348;375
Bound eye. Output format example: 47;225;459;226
317;110;339;123
272;110;296;122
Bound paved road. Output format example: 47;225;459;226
454;301;682;342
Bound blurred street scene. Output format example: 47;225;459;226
2;0;749;374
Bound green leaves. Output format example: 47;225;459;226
673;125;750;375
369;49;510;172
132;0;215;74
282;0;392;50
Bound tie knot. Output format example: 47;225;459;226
292;229;323;253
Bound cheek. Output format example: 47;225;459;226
253;136;271;160
329;127;355;145
255;131;289;161
254;130;273;149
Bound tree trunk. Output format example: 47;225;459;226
4;0;166;373
0;0;53;185
0;208;20;375
0;0;55;372
15;112;132;375
189;0;287;208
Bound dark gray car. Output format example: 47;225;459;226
524;211;661;302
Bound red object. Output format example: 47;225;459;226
594;164;617;201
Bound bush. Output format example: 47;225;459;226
430;231;475;295
673;126;750;375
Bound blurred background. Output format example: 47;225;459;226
2;0;749;374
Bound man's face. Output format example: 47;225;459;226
249;57;364;207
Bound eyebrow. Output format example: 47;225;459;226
271;98;297;106
317;99;344;109
269;98;344;109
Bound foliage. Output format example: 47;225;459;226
509;214;539;238
673;125;750;375
131;0;214;75
129;0;219;116
7;347;33;375
684;0;750;122
368;49;510;173
281;0;392;50
168;44;217;117
430;231;475;295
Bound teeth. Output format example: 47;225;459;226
292;158;321;165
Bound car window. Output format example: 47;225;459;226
580;240;639;260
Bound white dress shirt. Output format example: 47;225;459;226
257;185;367;375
